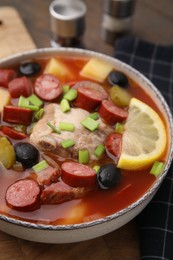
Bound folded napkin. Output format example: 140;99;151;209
114;37;173;260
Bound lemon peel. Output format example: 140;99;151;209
117;98;167;170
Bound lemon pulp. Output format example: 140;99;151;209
117;98;167;170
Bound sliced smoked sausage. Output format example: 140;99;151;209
3;106;33;126
98;99;128;125
0;69;17;88
73;81;108;111
34;74;62;101
5;179;41;211
8;76;33;98
1;126;28;140
105;133;122;158
61;161;96;188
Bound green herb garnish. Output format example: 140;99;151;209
81;117;100;131
150;161;165;177
47;122;61;134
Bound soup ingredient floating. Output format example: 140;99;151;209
0;137;15;169
117;98;167;170
6;179;41;211
0;55;168;224
30;104;112;161
80;58;113;82
97;164;121;189
0;87;10;112
108;70;128;88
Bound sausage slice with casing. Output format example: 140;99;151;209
61;162;97;188
5;179;41;211
73;81;108;111
34;74;62;101
98;99;128;125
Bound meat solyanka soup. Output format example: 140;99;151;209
0;55;168;225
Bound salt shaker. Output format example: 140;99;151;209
49;0;87;48
101;0;136;44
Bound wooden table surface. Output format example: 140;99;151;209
0;0;173;259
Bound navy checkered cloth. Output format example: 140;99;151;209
114;37;173;260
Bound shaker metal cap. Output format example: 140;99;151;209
49;0;87;38
103;0;136;18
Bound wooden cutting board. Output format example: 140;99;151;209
0;6;36;58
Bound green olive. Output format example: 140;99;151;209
109;85;131;107
0;137;15;168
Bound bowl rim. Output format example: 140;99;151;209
0;47;173;231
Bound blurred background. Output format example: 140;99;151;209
0;0;173;55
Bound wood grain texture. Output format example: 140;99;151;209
0;0;172;259
0;0;173;55
0;7;36;58
0;220;139;260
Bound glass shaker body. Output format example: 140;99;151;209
49;0;87;47
101;0;136;44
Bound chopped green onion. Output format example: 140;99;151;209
81;117;100;131
64;89;77;101
89;112;99;120
25;104;39;111
34;108;44;120
60;99;71;113
93;165;100;173
78;149;90;164
28;94;43;107
18;97;39;111
47;122;61;134
18;96;29;107
115;123;124;134
61;139;75;148
94;144;105;158
59;122;75;132
33;160;48;173
150;161;165;177
62;85;70;94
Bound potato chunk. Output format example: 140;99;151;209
0;87;10;112
44;58;74;82
80;58;113;83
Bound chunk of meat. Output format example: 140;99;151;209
36;166;61;186
30;104;113;160
41;181;91;204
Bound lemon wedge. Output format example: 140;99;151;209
117;98;167;170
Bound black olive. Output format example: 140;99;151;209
108;71;128;88
97;164;121;190
19;62;41;76
14;142;39;168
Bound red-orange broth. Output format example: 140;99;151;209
0;56;168;225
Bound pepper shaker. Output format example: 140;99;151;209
49;0;87;48
101;0;136;44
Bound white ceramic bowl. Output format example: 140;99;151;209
0;48;173;244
